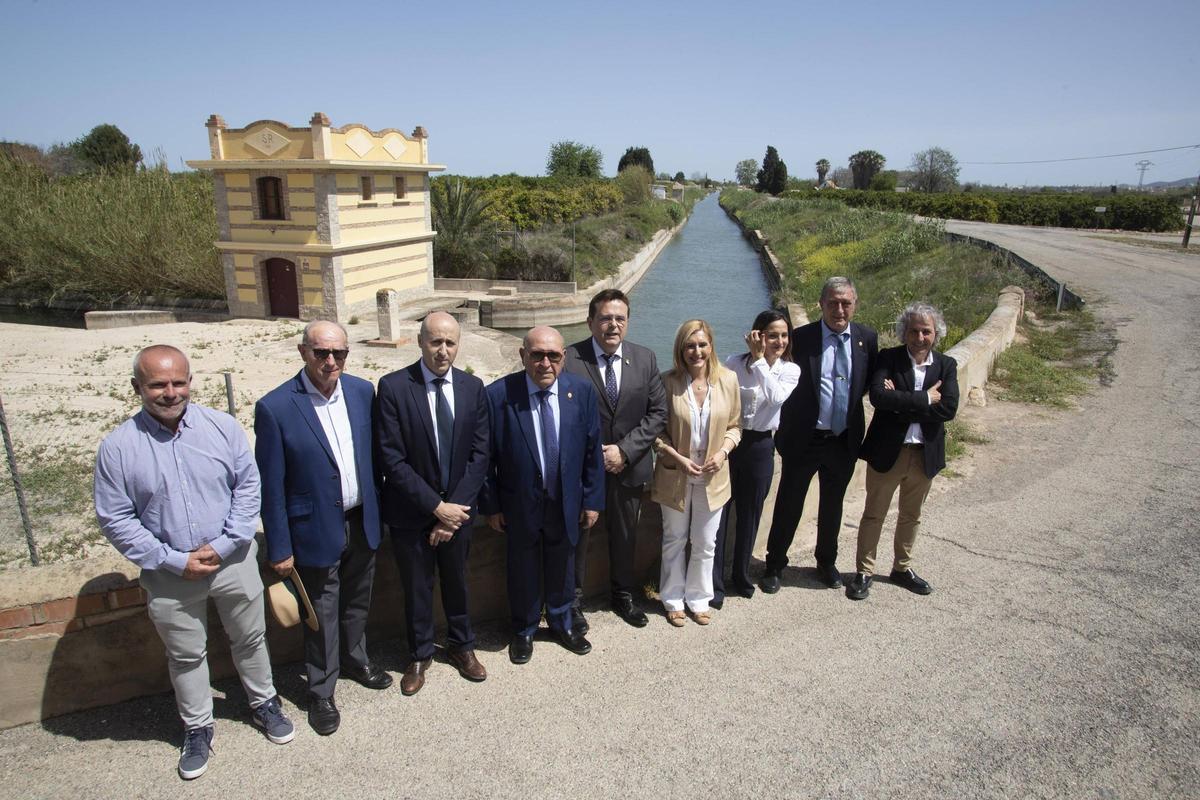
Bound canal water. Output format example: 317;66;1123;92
553;193;773;368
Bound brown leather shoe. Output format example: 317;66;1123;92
446;649;487;682
400;658;432;696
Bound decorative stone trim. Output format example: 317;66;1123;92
342;253;425;274
339;217;425;229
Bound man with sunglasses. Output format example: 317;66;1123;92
255;320;390;737
482;326;605;663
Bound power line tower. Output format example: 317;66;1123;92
1135;159;1153;189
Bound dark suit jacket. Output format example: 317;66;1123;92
860;346;960;478
775;320;879;461
479;371;604;545
375;361;490;532
255;371;382;568
563;338;667;488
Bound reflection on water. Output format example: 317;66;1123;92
506;194;773;368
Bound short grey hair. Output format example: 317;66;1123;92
894;302;947;343
301;319;349;347
820;276;857;302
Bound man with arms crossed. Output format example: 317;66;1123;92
376;311;490;694
482;326;604;663
847;302;959;600
94;345;293;781
761;276;878;592
256;321;390;738
564;289;667;630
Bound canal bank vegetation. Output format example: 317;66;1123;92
720;188;1041;348
989;309;1116;408
434;170;706;286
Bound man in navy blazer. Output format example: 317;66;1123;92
846;302;959;601
762;276;879;592
375;311;490;695
255;320;390;737
481;326;605;664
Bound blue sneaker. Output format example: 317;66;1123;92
178;725;213;780
251;695;295;744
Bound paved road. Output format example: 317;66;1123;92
2;223;1198;798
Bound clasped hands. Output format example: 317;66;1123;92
431;501;471;546
672;447;726;477
184;543;222;580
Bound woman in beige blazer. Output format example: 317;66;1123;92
652;319;741;625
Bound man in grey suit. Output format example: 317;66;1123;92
565;289;668;629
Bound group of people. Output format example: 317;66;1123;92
93;276;958;781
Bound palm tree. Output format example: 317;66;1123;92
816;159;831;185
431;179;494;278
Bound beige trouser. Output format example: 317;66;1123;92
855;446;934;575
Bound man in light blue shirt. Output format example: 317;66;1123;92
94;344;292;781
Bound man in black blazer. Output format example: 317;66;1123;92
761;276;878;592
846;302;959;600
564;289;667;629
376;311;491;695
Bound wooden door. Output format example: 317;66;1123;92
264;258;299;318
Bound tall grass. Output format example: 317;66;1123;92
0;157;222;301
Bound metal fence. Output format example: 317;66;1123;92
0;370;254;567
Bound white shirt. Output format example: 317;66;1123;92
904;349;935;445
300;371;360;509
420;361;455;453
724;353;802;432
685;381;711;485
591;338;624;392
525;375;560;478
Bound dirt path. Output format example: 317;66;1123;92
1;223;1198;797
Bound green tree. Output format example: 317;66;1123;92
735;159;758;186
614;165;652;205
848;149;886;190
546;140;603;178
672;171;685;183
617;146;654;175
431;178;495;277
869;170;898;191
816;158;831;185
71;124;143;171
908;147;961;193
756;146;788;195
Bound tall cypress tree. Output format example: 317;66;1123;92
756;146;788;195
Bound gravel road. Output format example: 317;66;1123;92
1;222;1197;798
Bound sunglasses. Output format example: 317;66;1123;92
527;350;563;364
310;348;349;361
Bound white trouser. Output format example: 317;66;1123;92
140;539;276;730
659;483;722;613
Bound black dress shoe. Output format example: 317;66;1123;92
890;568;933;595
552;627;593;655
845;572;872;600
709;598;724;611
816;563;844;589
573;609;590;636
307;696;340;736
613;600;649;628
759;569;781;594
342;661;393;690
508;634;534;664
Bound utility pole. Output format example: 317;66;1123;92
1135;160;1153;190
1183;172;1200;249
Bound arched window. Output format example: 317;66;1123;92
257;176;284;220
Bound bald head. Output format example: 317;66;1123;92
302;319;348;348
130;345;191;432
299;319;349;398
418;311;461;376
132;344;189;383
520;326;565;388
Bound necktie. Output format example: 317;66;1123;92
831;332;850;435
536;389;560;498
433;378;454;490
601;353;619;408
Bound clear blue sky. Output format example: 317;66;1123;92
3;0;1198;187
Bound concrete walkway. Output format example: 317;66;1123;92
2;223;1198;798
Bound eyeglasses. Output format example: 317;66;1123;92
594;314;627;326
310;348;349;361
527;350;563;364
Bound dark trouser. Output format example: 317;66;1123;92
295;508;375;700
714;429;775;602
508;500;575;638
764;431;855;572
391;523;475;662
574;475;643;608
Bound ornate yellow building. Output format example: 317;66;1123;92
187;113;444;321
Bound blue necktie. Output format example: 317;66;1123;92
433;378;454;490
601;353;619;408
831;333;850;435
536;389;560;499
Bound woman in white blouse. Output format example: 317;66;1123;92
652;319;741;626
713;309;801;604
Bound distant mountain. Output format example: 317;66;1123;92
1141;177;1197;189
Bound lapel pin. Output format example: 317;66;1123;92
567;391;573;399
625;358;630;365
